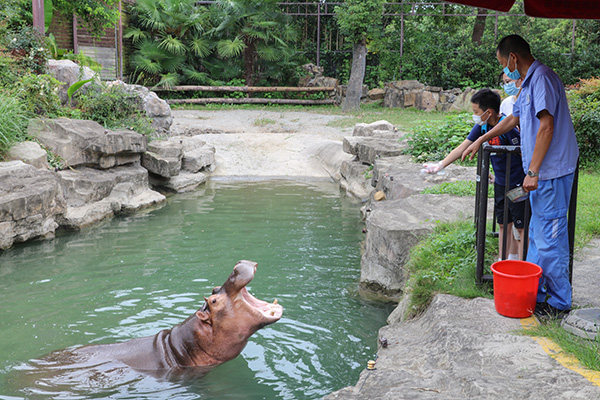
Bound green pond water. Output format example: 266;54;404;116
0;180;394;399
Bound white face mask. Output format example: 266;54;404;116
472;110;489;126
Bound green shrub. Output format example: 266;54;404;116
14;72;67;116
404;112;475;164
5;25;49;74
75;82;155;136
0;91;30;158
567;77;600;169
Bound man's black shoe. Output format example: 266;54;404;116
534;302;570;320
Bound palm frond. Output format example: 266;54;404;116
161;54;187;72
190;37;212;57
256;44;281;62
156;72;180;89
131;54;164;74
137;39;171;61
216;36;245;58
182;67;209;84
158;35;187;55
123;27;149;45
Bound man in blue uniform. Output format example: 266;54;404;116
463;34;579;319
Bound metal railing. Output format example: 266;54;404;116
474;143;579;285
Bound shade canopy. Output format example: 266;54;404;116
445;0;600;19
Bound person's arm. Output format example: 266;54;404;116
422;138;473;174
523;110;553;192
440;138;473;169
461;114;520;161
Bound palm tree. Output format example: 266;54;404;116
205;0;298;86
125;0;212;87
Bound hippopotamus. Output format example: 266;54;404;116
14;260;282;392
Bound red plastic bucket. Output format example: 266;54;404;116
491;260;542;318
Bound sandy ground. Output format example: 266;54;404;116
171;109;354;179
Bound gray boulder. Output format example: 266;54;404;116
149;170;208;193
45;59;97;103
360;194;477;301
116;82;173;137
28;119;147;169
343;137;407;164
372;155;477;200
57;165;165;229
339;159;373;201
314;141;355;183
169;135;216;173
6;141;49;169
181;147;216;173
0;161;65;250
141;140;183;178
326;294;600;399
352;120;395;137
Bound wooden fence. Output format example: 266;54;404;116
151;85;337;105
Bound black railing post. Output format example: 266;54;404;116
475;144;491;284
567;161;579;283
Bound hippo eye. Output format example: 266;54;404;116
211;298;216;304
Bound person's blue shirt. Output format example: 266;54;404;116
512;60;579;180
467;116;524;187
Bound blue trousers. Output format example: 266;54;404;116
527;173;574;310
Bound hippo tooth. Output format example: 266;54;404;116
270;311;275;316
273;299;278;305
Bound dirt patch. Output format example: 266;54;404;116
171;109;354;178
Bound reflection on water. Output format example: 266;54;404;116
0;180;394;399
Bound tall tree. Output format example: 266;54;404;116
206;0;297;86
125;0;211;87
471;8;488;45
335;0;385;112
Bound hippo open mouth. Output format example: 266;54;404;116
240;286;283;323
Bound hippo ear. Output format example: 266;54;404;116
196;297;212;324
196;309;211;324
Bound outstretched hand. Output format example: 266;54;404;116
461;140;481;161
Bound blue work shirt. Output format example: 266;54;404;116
467;116;524;187
512;60;579;180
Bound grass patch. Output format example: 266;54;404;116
422;180;494;198
0;92;30;158
170;101;450;133
575;171;600;249
403;220;495;319
324;101;449;132
522;319;600;372
253;118;276;127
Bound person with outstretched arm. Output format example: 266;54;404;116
462;34;579;320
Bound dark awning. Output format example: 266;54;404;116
445;0;600;19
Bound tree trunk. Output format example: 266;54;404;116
244;40;256;87
471;8;488;45
342;40;367;112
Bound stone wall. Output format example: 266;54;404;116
382;80;476;112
